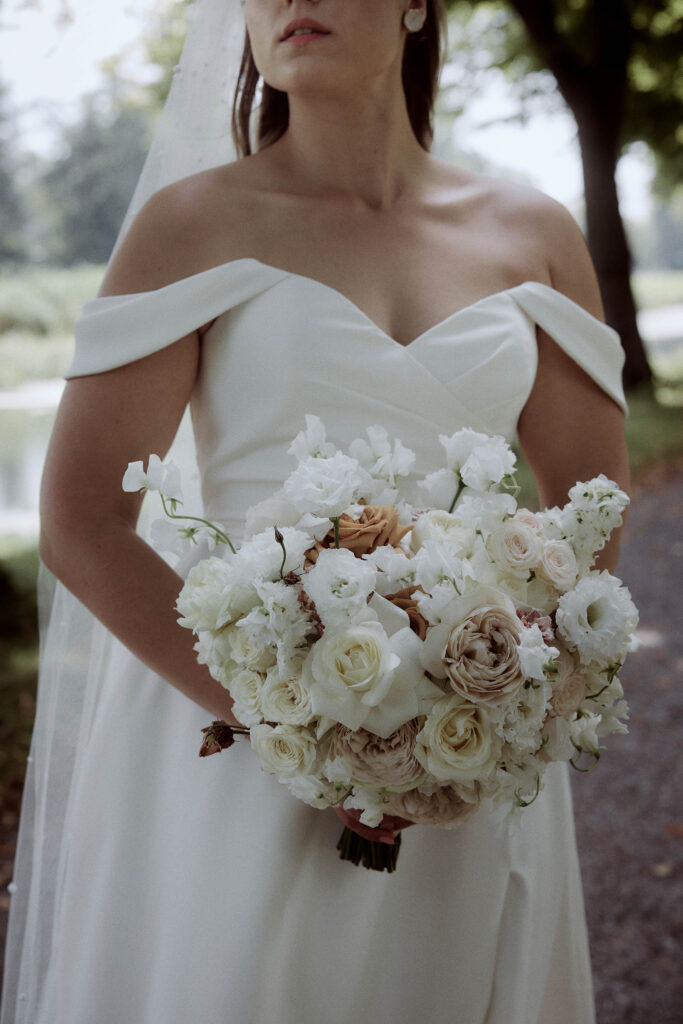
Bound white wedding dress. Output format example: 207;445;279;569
5;258;626;1024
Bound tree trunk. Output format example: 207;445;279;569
577;115;652;389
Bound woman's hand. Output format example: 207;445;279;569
334;805;414;845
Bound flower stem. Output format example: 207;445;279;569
160;495;236;553
448;481;463;514
336;827;402;872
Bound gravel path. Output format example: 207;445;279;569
572;457;683;1024
1;460;682;1020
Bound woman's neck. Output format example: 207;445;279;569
268;83;431;211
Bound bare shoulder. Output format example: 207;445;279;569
433;159;604;317
98;159;267;297
485;174;605;318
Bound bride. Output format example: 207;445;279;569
2;0;630;1021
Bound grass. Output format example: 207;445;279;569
631;269;683;309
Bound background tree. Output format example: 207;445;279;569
40;91;152;265
0;81;27;265
444;0;683;388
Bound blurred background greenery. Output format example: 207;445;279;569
0;0;682;875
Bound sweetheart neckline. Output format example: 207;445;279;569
239;258;536;350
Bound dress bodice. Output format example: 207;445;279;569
68;258;627;525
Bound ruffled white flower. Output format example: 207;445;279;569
283;452;372;519
342;786;388;828
556;571;639;666
569;711;603;755
244;491;302;536
288;414;337;461
234;527;311;580
227;668;266;727
193;629;239;687
516;624;559;682
410;510;476;557
493;676;552;756
362;545;416;596
349;425;416;492
284;773;346;810
439;428;516;491
250;723;317;778
226;620;278;672
451;492;517;534
122;454;183;501
176;557;258;632
302;548;376;628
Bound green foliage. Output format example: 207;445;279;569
444;0;683;187
143;0;191;112
41;97;153;265
0;81;27;264
0;264;104;335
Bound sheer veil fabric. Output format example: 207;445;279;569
1;2;246;1019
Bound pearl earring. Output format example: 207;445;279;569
403;8;426;32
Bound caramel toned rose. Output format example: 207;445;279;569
305;505;411;566
444;604;524;706
328;719;426;792
385;784;480;829
422;586;525;707
384;587;429;640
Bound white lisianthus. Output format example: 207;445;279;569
283;452;372;519
439;428;517;491
122;453;183;501
234;527;311;580
410;510;475;557
244;491;302;536
227;668;266;727
176;557;258;631
226;620;278;672
487;520;542;578
288;413;337;461
250;723;317;778
362;546;416;596
536;539;578;591
302;548;377;628
415;694;499;783
451;492;517;534
516;624;559;681
556;571;639;666
260;665;316;726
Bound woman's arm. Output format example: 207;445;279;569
517;202;631;573
40;198;240;725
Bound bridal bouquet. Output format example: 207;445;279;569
123;416;637;872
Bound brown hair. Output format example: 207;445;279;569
231;2;448;158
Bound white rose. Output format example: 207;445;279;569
415;694;499;783
303;618;439;738
302;547;376;628
283;452;371;519
250;723;317;778
176;557;257;631
227;668;266;727
410;510;475;557
536;539;578;592
487;520;542;577
556;571;639;667
260;666;316;726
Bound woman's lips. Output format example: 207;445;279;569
282;31;330;45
